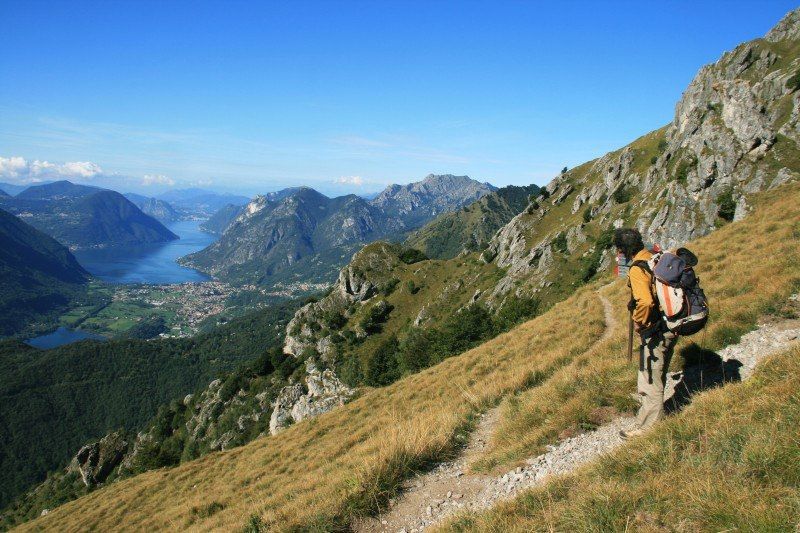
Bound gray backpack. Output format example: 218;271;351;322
642;247;709;336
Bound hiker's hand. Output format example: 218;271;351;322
633;322;641;332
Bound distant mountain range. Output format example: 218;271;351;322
0;182;36;196
0;181;178;249
0;207;89;336
156;188;250;218
181;175;496;288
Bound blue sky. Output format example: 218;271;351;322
0;0;797;196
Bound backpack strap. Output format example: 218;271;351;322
630;259;651;273
628;259;657;315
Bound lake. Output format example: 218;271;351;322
25;327;106;350
26;221;218;349
73;220;217;284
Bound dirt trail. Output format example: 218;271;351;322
355;293;800;533
355;289;619;533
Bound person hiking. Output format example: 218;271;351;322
614;228;678;439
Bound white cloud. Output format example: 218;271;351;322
0;155;103;183
335;175;364;186
61;161;103;178
141;174;176;186
0;156;28;180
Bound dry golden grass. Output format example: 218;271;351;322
20;272;605;532
20;182;800;532
475;181;800;471
444;344;800;532
441;182;800;531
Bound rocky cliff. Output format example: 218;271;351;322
483;11;800;302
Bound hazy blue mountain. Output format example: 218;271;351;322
0;189;9;197
0;185;178;249
156;188;250;217
0;207;89;336
199;203;245;235
0;182;34;196
123;193;182;222
16;180;102;200
181;187;405;286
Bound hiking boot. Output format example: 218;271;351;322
619;428;645;440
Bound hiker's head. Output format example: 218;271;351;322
614;228;644;260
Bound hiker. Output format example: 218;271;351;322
614;228;677;439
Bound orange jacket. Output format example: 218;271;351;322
628;249;656;327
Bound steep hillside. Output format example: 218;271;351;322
0;184;178;249
268;10;800;431
479;10;800;306
182;176;494;290
405;184;540;259
199;203;244;235
124;193;182;222
0;208;89;336
16;178;800;532
0;300;299;515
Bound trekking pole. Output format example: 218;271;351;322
627;316;634;362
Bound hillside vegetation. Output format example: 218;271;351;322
18;181;800;532
0;208;90;337
405;184;539;259
0;300;299;513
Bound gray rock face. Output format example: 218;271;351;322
370;174;496;229
68;431;128;488
269;361;355;435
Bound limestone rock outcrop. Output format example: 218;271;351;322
269;361;355;435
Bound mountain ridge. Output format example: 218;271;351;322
0;182;179;249
181;175;496;288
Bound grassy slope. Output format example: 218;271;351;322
447;347;800;532
19;182;800;532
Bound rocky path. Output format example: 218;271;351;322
355;294;800;533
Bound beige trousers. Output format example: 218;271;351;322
636;327;678;429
